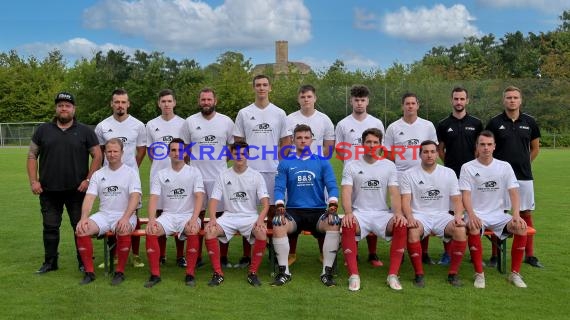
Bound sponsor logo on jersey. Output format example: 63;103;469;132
161;135;174;142
465;126;476;131
361;179;381;190
405;139;420;147
478;180;499;192
420;188;442;201
116;136;128;143
103;185;121;197
295;170;316;186
230;191;249;201
252;123;272;134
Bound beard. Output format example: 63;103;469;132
56;114;73;124
200;106;215;116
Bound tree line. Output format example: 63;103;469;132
1;11;569;146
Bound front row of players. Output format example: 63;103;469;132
76;127;530;290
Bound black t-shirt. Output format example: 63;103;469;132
32;119;99;191
485;111;541;180
436;113;483;177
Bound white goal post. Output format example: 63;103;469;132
0;122;43;147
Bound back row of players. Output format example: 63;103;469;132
29;75;541;290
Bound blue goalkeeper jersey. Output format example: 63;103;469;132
275;154;338;209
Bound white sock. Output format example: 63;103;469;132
273;236;290;274
322;231;340;274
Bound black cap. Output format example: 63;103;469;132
55;91;75;105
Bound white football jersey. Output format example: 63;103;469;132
95;115;146;171
211;167;269;215
146;115;186;179
384;117;437;172
287;110;335;156
335;114;385;164
87;164;142;215
150;165;205;215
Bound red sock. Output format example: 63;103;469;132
491;234;499;256
186;235;200;276
407;241;424;276
448;240;466;275
521;214;534;257
289;234;299;255
220;241;229;259
131;219;141;255
249;239;266;273
421;237;429;256
175;236;185;258
77;236;94;273
389;224;406;275
206;238;222;275
341;225;359;275
511;234;527;273
158;235;167;260
468;234;483;273
146;235;160;276
242;237;252;258
366;234;378;255
116;235;131;273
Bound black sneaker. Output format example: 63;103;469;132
176;257;187;268
36;260;58;274
447;274;463;287
160;257;167;265
247;272;262;287
111;272;125;286
320;266;336;287
236;256;251;268
144;275;161;288
422;254;436;265
414;275;425;288
208;273;224;287
488;255;498;268
271;266;291;286
80;272;96;285
525;256;544;268
185;274;196;287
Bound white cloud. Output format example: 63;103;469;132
382;4;482;42
18;38;139;61
83;0;311;52
476;0;570;13
354;8;381;30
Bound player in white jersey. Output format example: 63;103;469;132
285;84;335;265
400;140;467;288
146;89;187;268
384;92;439;265
75;138;142;285
340;128;407;291
94;88;146;268
459;131;529;288
335;85;385;268
143;138;205;288
203;142;270;287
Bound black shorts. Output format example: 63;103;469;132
287;208;326;238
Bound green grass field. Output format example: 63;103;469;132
1;147;569;319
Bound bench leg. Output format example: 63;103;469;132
267;237;277;276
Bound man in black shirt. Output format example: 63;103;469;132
27;92;102;274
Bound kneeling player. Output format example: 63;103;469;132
400;140;467;288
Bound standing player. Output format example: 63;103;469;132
75;138;142;285
286;84;335;265
146;89;187;268
460;131;529;288
27;91;102;274
400;140;467;287
435;86;482;265
384;92;438;265
233;75;291;267
95;88;147;268
143;138;205;288
486;86;542;268
340;128;407;291
271;124;340;287
335;85;385;268
181;88;236;268
203;142;269;287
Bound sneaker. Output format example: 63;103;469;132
235;256;251;268
447;274;463;287
508;272;527;288
473;272;485;289
111;272;125;286
160;257;167;265
132;255;145;268
386;274;402;291
487;255;498;268
422;254;436;265
176;257;187;268
208;272;224;287
320;266;336;287
437;252;451;266
414;275;425;288
144;275;162;288
348;274;360;291
271;266;292;286
288;254;297;266
247;272;262;287
525;256;544;268
185;274;196;287
220;257;233;269
80;272;96;285
98;258;118;269
36;261;58;274
367;254;384;268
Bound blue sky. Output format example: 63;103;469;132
1;0;568;72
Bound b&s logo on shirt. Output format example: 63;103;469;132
351;137;362;146
405;139;420;147
252;123;272;134
230;191;249;202
478;181;498;192
361;179;381;190
103;185;121;197
421;189;442;201
295;170;316;187
168;188;187;200
161;135;174;142
116;137;128;143
200;135;217;145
